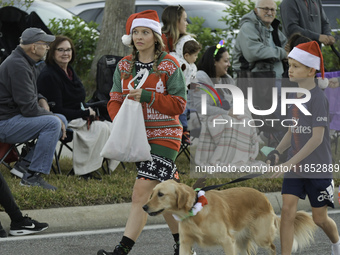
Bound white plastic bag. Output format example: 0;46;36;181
100;69;152;162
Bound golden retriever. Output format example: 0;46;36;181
143;180;316;255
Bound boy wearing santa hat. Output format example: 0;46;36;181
267;41;340;255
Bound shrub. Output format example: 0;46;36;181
322;19;340;72
187;17;225;62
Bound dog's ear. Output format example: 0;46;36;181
176;184;194;211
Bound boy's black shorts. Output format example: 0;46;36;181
282;176;334;208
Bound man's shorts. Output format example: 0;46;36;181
136;154;179;182
282;176;334;208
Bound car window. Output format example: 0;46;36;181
323;6;340;30
95;9;104;31
184;5;228;30
136;5;165;21
78;9;101;24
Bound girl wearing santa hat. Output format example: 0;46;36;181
267;41;340;255
97;10;189;255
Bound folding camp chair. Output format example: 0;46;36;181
53;101;126;176
88;55;123;121
177;109;202;162
0;142;19;170
1;141;61;176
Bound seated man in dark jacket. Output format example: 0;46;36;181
0;28;67;191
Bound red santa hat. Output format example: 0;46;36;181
288;41;328;88
121;10;162;46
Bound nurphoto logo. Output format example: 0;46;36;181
200;84;311;128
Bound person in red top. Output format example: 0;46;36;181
161;5;192;143
161;5;188;53
97;10;190;255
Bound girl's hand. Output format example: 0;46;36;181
129;89;143;102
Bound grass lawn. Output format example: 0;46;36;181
0;143;339;210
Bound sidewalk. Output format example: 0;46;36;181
0;192;339;235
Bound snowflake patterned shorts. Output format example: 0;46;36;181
136;154;179;182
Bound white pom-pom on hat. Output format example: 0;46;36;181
317;77;329;89
122;34;132;46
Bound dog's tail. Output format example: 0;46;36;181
275;210;317;252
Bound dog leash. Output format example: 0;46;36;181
198;173;263;192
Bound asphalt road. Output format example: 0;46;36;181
0;211;339;255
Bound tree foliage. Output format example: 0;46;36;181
187;17;225;61
322;19;340;72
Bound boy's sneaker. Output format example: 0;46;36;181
173;243;196;255
20;172;57;191
97;245;127;255
9;215;48;236
0;223;7;238
10;162;29;178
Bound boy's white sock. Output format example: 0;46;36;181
332;237;340;255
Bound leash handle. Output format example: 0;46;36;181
200;173;263;192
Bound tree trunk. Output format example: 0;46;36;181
90;0;135;80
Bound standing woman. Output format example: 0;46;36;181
97;10;187;255
161;5;188;53
162;5;191;143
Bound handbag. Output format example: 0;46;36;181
100;68;152;162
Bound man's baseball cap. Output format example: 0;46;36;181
20;28;55;45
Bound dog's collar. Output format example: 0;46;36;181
173;189;208;221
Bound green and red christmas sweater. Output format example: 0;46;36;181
107;52;187;161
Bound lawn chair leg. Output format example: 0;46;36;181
52;151;61;174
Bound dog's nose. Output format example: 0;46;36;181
142;205;148;212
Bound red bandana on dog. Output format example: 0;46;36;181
173;190;208;221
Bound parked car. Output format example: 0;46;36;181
1;0;74;25
322;0;340;33
68;0;230;32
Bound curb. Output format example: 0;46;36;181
0;192;339;235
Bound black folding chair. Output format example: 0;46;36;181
177;109;202;162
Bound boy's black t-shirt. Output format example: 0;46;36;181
287;86;333;178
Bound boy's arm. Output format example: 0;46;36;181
285;126;324;167
276;128;292;154
266;129;292;165
271;126;324;177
